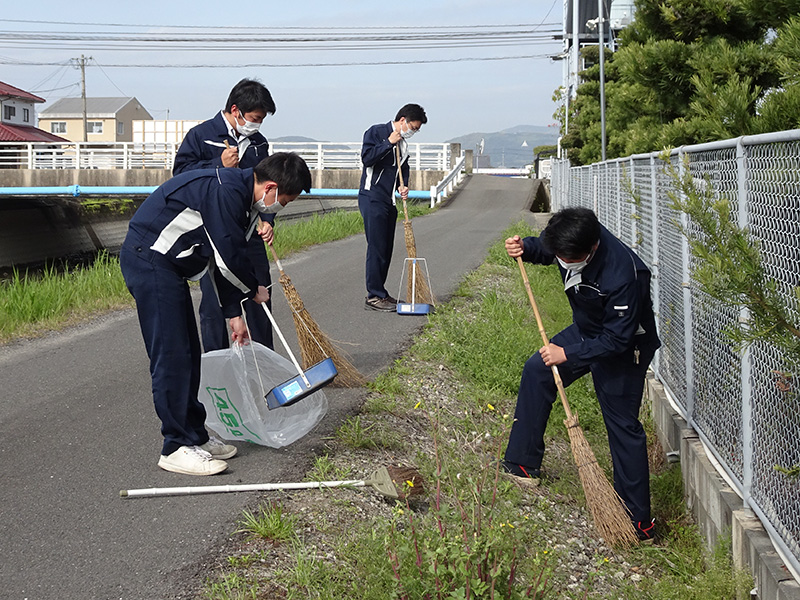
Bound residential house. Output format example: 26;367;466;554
38;97;153;143
0;80;68;144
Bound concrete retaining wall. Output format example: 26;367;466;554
648;375;800;600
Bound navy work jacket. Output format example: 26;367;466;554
520;225;661;366
126;167;260;318
358;122;409;202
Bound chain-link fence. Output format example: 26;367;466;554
550;129;800;578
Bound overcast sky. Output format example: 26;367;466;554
1;0;564;142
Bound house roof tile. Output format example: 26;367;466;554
0;123;69;143
0;81;45;103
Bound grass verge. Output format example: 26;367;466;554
200;221;753;599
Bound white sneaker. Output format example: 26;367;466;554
157;446;228;476
199;436;237;460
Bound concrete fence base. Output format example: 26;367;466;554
648;374;800;600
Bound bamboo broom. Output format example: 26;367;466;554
515;256;638;548
395;145;435;306
267;243;366;387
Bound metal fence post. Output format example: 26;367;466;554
736;137;753;509
615;160;622;236
650;154;661;377
678;149;695;423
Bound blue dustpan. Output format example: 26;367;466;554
265;357;337;409
260;303;338;409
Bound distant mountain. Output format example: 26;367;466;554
272;135;320;143
271;126;560;168
447;125;559;168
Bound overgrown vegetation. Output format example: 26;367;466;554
558;0;800;164
200;222;752;599
0;251;131;342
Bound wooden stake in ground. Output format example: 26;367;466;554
515;256;638;548
267;243;366;388
395;145;435;306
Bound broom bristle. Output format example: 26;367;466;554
564;415;639;548
386;465;424;500
278;274;367;388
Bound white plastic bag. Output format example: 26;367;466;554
199;342;328;448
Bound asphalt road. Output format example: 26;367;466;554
0;174;540;600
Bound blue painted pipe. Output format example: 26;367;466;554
0;185;430;200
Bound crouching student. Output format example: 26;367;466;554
120;152;312;476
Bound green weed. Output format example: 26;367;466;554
235;502;298;543
0;251;131;342
202;572;258;600
305;454;353;482
334;415;401;450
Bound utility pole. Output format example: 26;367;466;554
73;55;92;142
598;0;607;161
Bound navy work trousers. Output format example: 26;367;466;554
504;324;653;522
120;243;210;456
358;192;397;299
199;234;273;352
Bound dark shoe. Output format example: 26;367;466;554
500;460;541;486
365;296;397;312
634;518;656;544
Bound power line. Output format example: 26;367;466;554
30;81;79;93
92;59;127;96
0;53;558;68
0;17;560;31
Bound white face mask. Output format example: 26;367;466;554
400;121;417;139
255;186;284;214
556;247;595;273
234;111;261;137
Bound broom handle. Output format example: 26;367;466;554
395;145;410;221
260;302;311;387
515;256;574;420
121;479;368;498
266;242;285;275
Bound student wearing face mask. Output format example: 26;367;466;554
501;207;661;543
121;153;311;475
173;78;278;352
358;103;427;311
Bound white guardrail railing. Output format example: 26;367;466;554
430;153;466;208
0;141;451;171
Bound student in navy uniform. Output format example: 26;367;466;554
121;153;312;476
358;103;427;312
501;207;661;542
173;78;277;350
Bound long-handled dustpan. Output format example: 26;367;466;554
396;257;433;315
259;302;336;409
120;466;423;500
394;145;435;307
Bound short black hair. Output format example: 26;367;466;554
225;78;276;115
540;207;601;258
395;103;428;124
253;152;312;195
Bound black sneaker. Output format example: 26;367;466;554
365;296;397;312
500;460;541;486
634;518;656;544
